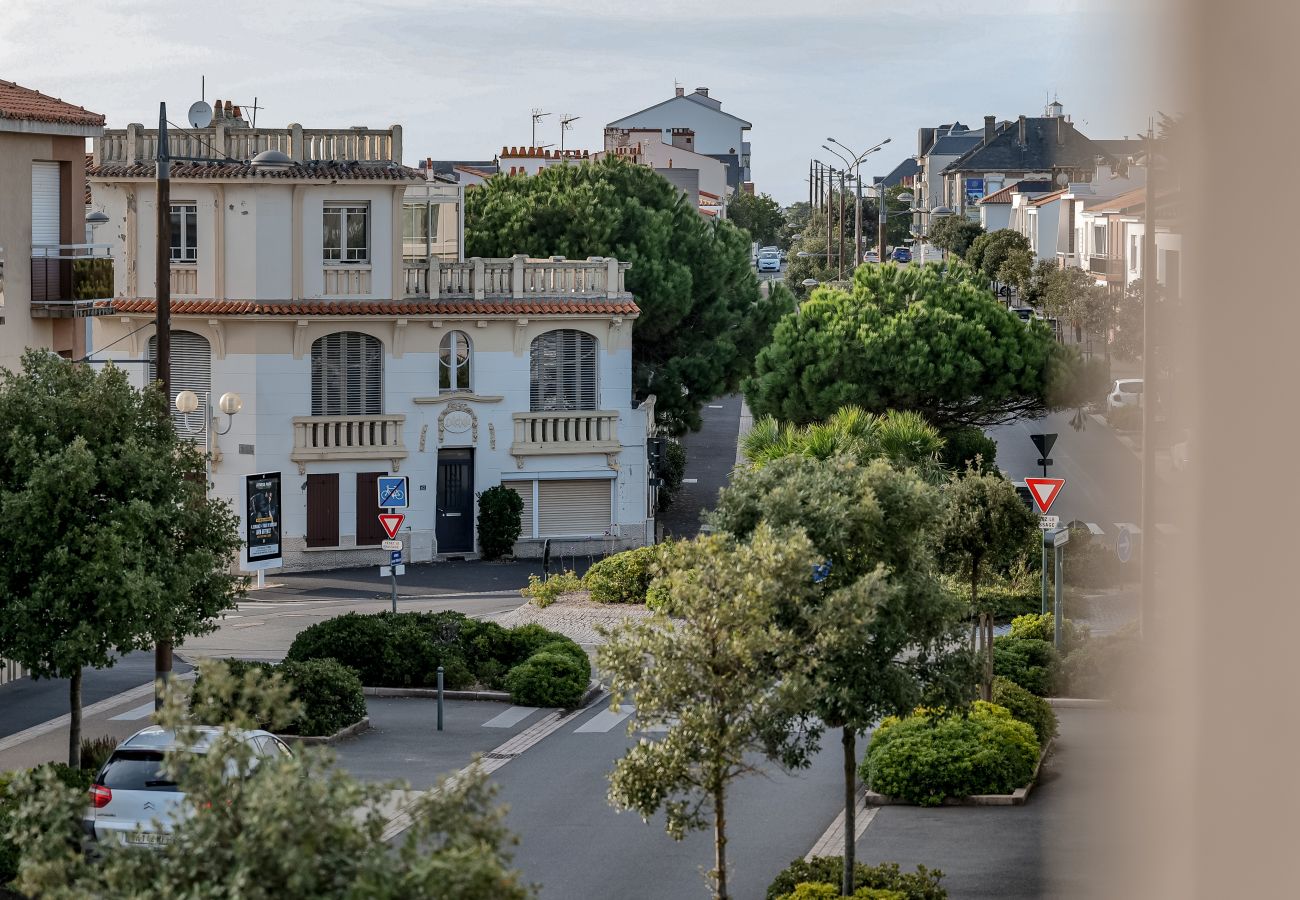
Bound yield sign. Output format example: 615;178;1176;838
1023;478;1065;514
378;513;405;540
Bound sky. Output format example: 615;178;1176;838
2;0;1169;205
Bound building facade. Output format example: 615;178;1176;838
87;115;653;574
606;86;751;192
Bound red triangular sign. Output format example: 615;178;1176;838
378;514;405;540
1024;477;1065;514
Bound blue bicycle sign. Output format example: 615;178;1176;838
377;476;409;509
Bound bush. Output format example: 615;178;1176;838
862;702;1039;806
1057;624;1140;698
991;676;1058;744
520;570;585;608
504;652;588;708
939;426;998;474
765;857;947;900
1010;612;1089;654
1;763;93;885
993;636;1060;696
286;611;474;689
477;484;524;560
777;884;905;900
583;545;658;604
656;440;687;511
80;734;118;772
285;612;392;685
536;640;591;682
192;658;368;737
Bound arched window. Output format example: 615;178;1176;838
311;331;383;416
146;330;211;437
530;329;597;411
439;330;471;393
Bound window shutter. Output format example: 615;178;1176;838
31;162;60;246
530;329;597;411
147;331;212;439
503;480;534;539
312;332;383;416
537;480;612;537
306;474;340;547
355;472;387;546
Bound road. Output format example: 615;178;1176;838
658;393;744;540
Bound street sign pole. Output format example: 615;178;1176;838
1054;540;1064;648
390;566;398;614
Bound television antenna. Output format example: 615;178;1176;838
531;108;550;147
559;113;580;152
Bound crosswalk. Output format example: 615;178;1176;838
481;702;670;737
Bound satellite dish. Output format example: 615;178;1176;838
188;100;213;129
1056;172;1069;186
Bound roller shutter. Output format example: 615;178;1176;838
530;329;597;411
537;479;612;537
31;162;60;246
311;331;383;416
146;331;212;438
503;480;535;539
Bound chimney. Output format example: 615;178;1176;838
675;86;684;97
224;100;233;118
984;115;996;146
695;86;709;97
232;105;242;120
1018;115;1026;146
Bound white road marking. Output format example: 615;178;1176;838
1086;522;1105;535
708;405;725;409
574;704;635;734
108;702;157;722
482;706;538;728
682;478;698;484
231;622;265;628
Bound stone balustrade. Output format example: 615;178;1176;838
290;414;408;470
95;123;403;165
511;410;621;457
403;255;632;301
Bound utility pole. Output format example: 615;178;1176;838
853;167;864;267
808;159;814;211
154;102;173;710
1139;125;1157;640
878;181;888;265
838;169;846;279
825;165;834;270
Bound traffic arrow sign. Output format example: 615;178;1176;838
1024;477;1065;514
378;513;405;540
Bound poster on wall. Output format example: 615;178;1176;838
964;178;985;206
245;472;282;566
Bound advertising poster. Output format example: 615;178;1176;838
245;472;282;564
964;177;985;206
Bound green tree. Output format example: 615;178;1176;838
741;405;946;482
743;264;1061;430
1042;266;1109;344
464;156;784;433
600;526;821;900
1113;277;1165;361
927;216;984;258
966;229;1031;284
937;469;1039;700
727;190;786;247
997;247;1035;299
6;662;531;899
709;457;973;895
0;352;243;767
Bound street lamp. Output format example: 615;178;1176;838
175;389;243;491
826;136;890;268
800;278;819;287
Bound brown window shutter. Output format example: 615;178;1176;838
306;474;339;548
355;472;387;546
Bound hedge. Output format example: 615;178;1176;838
286;611;588;706
478;484;524;560
583;545;659;603
192;658;368;737
992;636;1060;696
1;763;93;885
1009;613;1089;655
862;702;1039;806
504;652;589;708
1057;623;1140;698
766;858;947;900
991;676;1058;745
776;885;905;900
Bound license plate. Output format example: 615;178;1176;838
127;831;171;845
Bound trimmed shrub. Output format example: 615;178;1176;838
777;884;905;900
1058;624;1140;698
583;545;658;604
520;570;584;608
285;612;391;685
993;636;1060;696
192;658;368;736
477;484;524;560
1;763;94;884
939;426;998;474
1010;612;1090;654
507;623;573;660
991;676;1058;744
80;734;118;772
286;611;473;689
862;702;1039;806
765;857;947;900
505;652;588;708
536;640;591;681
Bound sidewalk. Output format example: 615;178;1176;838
657;393;745;539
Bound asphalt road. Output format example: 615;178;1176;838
658;393;744;540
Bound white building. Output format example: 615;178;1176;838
86;112;654;573
606;86;751;193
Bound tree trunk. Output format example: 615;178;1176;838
985;613;995;700
842;726;856;896
712;788;728;900
972;569;992;701
69;668;82;769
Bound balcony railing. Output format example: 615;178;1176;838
170;265;198;295
511;410;621;457
30;244;117;318
403;255;632;301
290;414;408;468
1088;255;1122;276
96;123;403;165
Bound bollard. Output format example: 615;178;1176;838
542;538;552;578
436;665;444;732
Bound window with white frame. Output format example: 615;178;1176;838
323;204;369;263
439;330;471;393
530;329;598;411
402;202;439;262
1092;224;1106;257
311;331;383;416
170;203;198;263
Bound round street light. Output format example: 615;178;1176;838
218;392;244;416
801;278;819;287
174;389;200;415
931;206;955;217
897;192;915;204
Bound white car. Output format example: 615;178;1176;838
1106;378;1144;412
84;725;292;849
757;253;781;273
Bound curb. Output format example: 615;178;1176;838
278;716;371;746
363;686;512;702
863;738;1054;808
1047;697;1111;708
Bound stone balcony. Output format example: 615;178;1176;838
290;414;408;473
404;255;632;301
510;410;621;466
96;123;402;166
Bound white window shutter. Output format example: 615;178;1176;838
146;331;212;439
537;480;612;537
312;331;383;416
530;329;598;411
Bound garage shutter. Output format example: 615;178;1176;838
503;481;534;539
537;479;612;537
31;162;61;246
146;331;212;438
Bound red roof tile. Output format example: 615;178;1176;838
103;298;640;317
0;79;104;127
1084;187;1146;212
88;161;424;182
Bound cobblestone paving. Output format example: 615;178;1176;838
485;594;654;645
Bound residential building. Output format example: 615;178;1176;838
976;180;1054;231
418;158;499;188
876;156;919;190
498;146;591;176
597;128;731;215
1008;166;1145;264
86;109;654;573
911;121;984;230
0;78;107;368
606;86;751;192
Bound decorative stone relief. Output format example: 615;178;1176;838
437;401;478;445
513;318;529;356
292;320;310;359
605;453;620;471
419;424;428;452
488;423;496;450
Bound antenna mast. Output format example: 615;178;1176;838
560;113;580;153
531;108;550;147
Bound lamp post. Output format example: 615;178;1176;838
174;389;243;492
826;137;890;268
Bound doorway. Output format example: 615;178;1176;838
436;448;474;554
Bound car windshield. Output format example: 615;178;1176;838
99;751;192;791
1120;382;1143;393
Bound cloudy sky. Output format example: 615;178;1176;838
3;0;1166;204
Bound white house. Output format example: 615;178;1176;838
86;111;654;574
607;87;751;192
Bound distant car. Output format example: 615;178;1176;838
84;725;292;850
757;253;781;273
759;245;780;256
863;250;880;263
1106;378;1144;412
1011;307;1034;322
891;246;912;263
